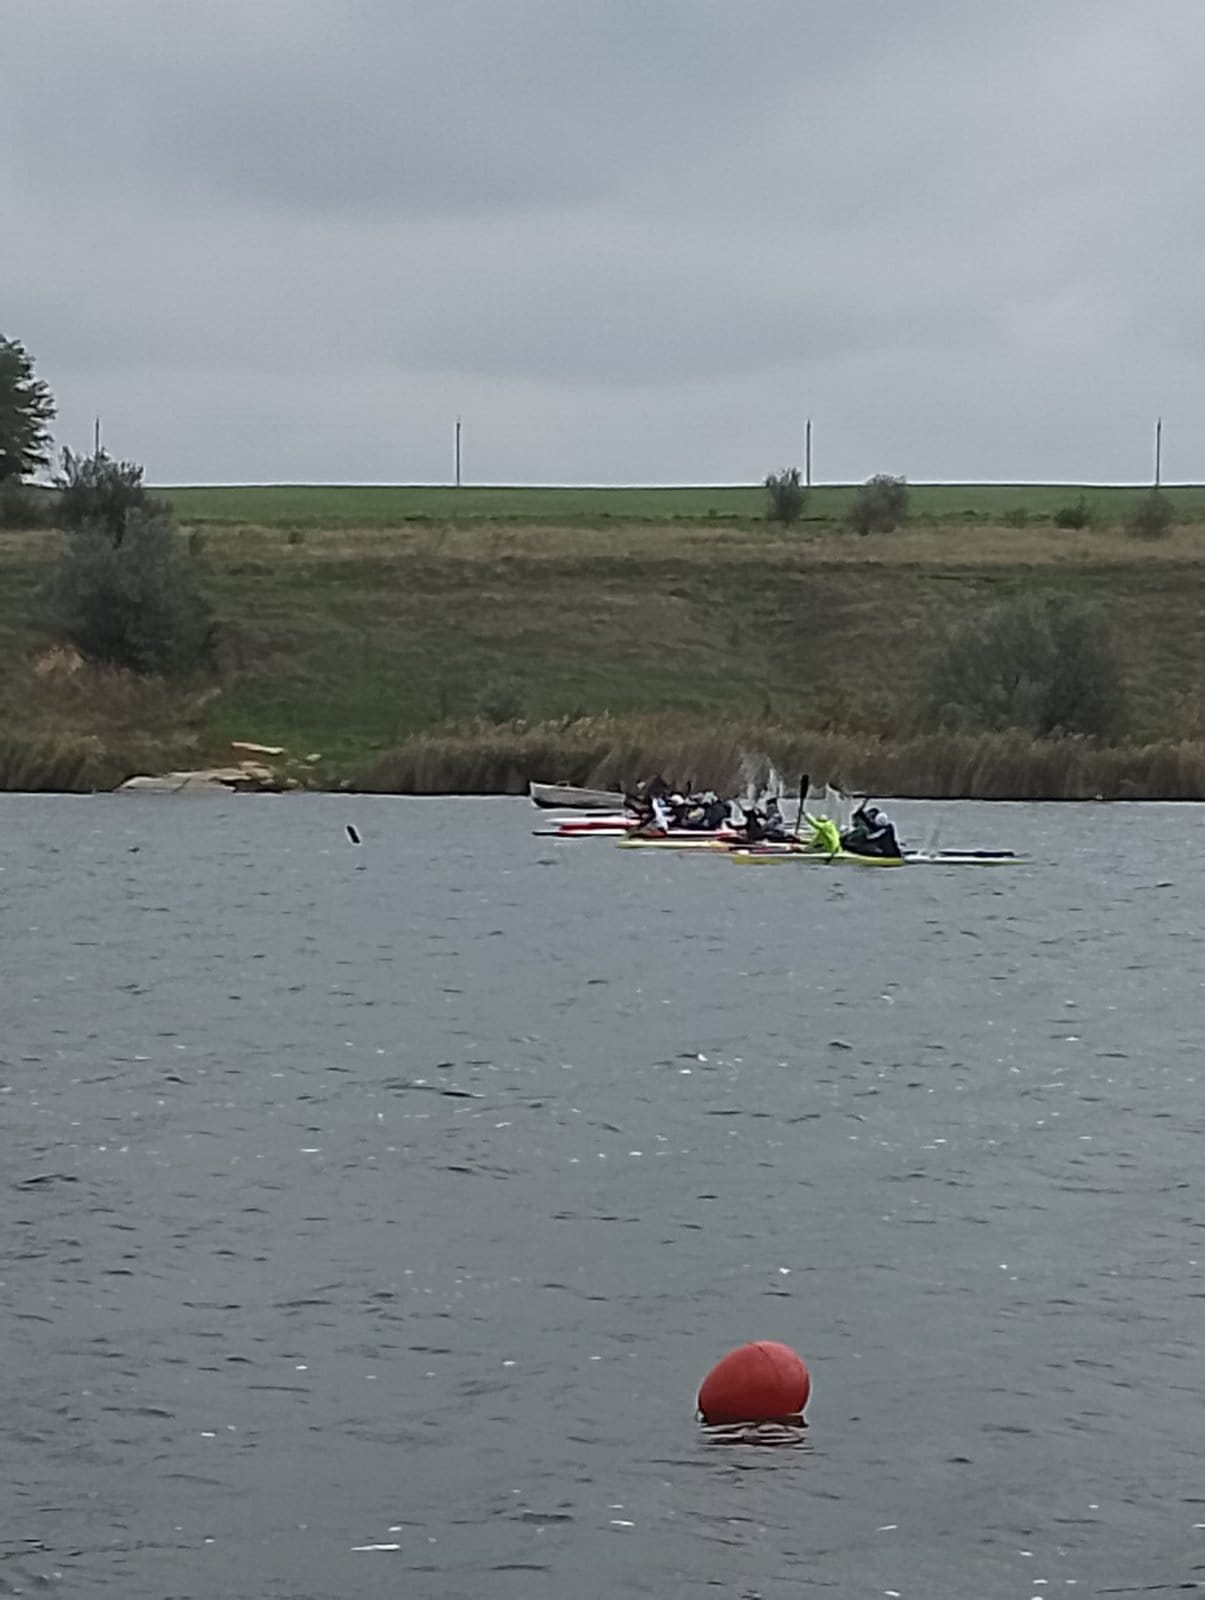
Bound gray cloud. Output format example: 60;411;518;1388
3;1;1204;483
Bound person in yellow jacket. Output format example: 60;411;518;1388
808;815;843;856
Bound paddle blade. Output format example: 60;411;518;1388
793;773;810;836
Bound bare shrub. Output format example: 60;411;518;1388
55;507;216;675
474;678;527;725
1053;495;1092;530
54;448;169;544
1127;490;1174;540
847;474;908;535
764;468;806;526
927;594;1124;740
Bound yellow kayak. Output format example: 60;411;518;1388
730;812;1018;867
730;848;904;867
730;848;1020;868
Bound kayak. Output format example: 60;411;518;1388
537;819;744;842
616;834;747;851
730;848;1020;868
535;822;742;840
731;847;905;867
532;814;634;835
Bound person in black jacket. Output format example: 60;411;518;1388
843;803;900;858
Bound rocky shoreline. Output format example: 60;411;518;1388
115;741;316;794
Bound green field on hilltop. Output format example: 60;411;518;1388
158;481;1205;528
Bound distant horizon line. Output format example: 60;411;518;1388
145;478;1194;491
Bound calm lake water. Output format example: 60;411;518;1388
2;796;1203;1599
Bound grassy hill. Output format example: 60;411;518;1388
4;484;1205;795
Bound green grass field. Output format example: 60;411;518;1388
157;481;1205;528
6;488;1205;792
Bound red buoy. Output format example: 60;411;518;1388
697;1341;811;1426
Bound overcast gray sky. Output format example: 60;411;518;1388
4;0;1204;485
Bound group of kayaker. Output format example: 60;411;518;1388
624;776;901;857
752;798;900;856
625;782;739;834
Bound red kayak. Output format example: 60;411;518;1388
534;814;743;840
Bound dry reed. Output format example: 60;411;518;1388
358;716;1205;801
0;658;213;792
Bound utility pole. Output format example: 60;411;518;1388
1154;416;1162;488
805;418;812;487
94;415;101;455
454;416;461;488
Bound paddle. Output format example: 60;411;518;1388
792;772;810;841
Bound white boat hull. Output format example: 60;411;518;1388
528;781;626;811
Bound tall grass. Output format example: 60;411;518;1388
358;715;1205;800
0;733;113;792
0;653;215;791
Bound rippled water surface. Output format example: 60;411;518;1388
2;796;1203;1599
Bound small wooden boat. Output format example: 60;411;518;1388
528;781;626;811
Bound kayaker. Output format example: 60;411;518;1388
701;794;729;830
665;792;689;827
625;791;655;827
740;805;765;843
843;804;900;858
763;798;787;840
680;795;710;830
810;815;843;855
641;774;671;802
652;795;677;834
